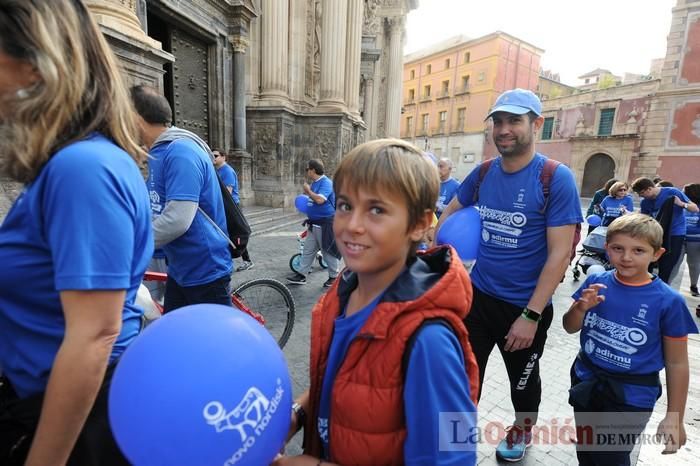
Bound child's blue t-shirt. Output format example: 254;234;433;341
0;134;153;398
306;175;335;220
572;271;698;408
599;195;634;225
148;138;232;286
640;187;690;236
317;296;476;465
456;154;583;307
217;163;239;204
436;178;460;216
686;211;700;242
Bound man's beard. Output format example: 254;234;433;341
495;134;532;158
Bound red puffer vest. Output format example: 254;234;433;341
303;246;479;465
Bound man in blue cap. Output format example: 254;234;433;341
437;89;582;461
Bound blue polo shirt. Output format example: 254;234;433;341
599;195;634;225
640;187;690;236
217;163;239;204
437;178;460;216
306;175;335;220
456;154;583;307
0;134;153;398
148;138;232;286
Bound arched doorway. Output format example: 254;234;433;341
581;153;615;197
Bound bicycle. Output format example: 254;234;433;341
289;228;328;273
140;272;296;349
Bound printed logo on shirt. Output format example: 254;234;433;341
149;190;162;212
584;338;632;369
479;204;528;248
514;189;526;209
318;417;329;443
583;312;648;369
202;378;285;464
632;304;649;327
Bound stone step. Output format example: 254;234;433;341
241;206;305;237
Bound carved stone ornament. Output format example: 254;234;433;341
229;35;250;54
363;0;380;35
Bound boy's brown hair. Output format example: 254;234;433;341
333;138;439;232
606;213;663;251
631;177;655;194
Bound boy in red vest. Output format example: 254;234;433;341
273;139;480;466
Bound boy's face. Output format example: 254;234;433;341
605;233;665;284
334;186;429;283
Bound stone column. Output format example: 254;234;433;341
319;0;348;108
84;0;159;48
260;0;289;98
363;75;375;134
344;0;363;116
230;35;250;153
385;17;404;137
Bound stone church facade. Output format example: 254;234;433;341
85;0;416;207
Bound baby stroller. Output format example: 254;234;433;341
572;226;612;281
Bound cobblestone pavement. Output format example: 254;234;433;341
248;222;700;465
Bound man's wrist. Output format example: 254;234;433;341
520;307;542;323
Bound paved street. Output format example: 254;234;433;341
244;216;700;465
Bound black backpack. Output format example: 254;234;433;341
215;173;251;258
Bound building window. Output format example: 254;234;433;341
541;117;554;140
421;113;429;133
408;89;415;102
410;69;415;80
598;108;615;136
456;107;466;131
441;80;450;97
438;111;447;133
406;116;413;135
464;52;470;63
445;58;450;69
423;85;431;99
426;64;432;75
461;75;470;91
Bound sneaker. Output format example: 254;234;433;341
286;273;307;285
323;277;336;288
691;285;699;297
495;426;532;462
236;261;254;272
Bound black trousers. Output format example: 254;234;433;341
657;235;685;283
164;275;232;313
464;287;554;428
0;364;127;466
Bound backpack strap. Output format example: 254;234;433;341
401;318;453;383
539;158;561;213
472;158;495;204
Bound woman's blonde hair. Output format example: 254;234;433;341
333;138;439;231
608;181;628;197
0;0;146;183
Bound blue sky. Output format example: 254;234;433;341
405;0;676;85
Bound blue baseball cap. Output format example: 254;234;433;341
485;88;542;119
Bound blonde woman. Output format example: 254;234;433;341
0;1;152;465
599;181;634;226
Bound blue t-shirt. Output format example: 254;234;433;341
0;134;153;398
317;297;476;465
217;163;240;204
599;195;634;225
640;187;690;236
456;154;583;307
685;211;700;242
572;271;698;408
436;178;460;216
306;175;335;220
148;138;232;286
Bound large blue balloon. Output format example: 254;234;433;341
109;304;292;466
436;206;481;261
586;214;602;227
294;194;310;214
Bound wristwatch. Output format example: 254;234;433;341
684;203;689;210
521;307;542;323
292;402;306;433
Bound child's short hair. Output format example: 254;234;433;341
606;213;663;251
608;181;628;196
631;177;655;194
333;138;439;231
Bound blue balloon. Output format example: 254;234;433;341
586;214;602;227
295;194;310;214
436;206;481;260
109;304;292;466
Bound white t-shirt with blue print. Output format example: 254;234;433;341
572;271;698;408
456;154;583;307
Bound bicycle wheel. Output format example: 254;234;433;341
289;253;303;273
317;253;328;269
232;278;296;349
